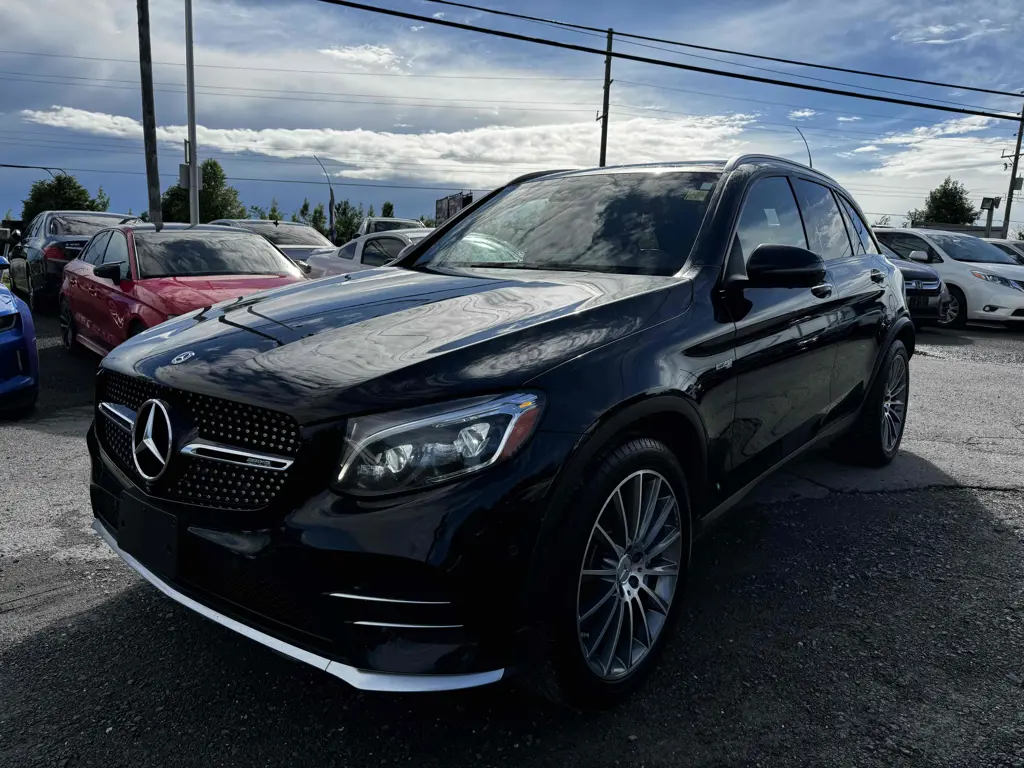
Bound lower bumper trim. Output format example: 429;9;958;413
91;519;504;692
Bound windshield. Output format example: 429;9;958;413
371;219;425;233
134;231;304;279
417;171;720;275
50;213;128;236
929;233;1020;264
235;222;332;247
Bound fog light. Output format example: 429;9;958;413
983;305;999;312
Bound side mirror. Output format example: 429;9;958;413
93;262;124;283
745;244;826;289
0;255;9;271
295;260;312;275
908;250;929;263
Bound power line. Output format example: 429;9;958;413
310;0;1019;123
423;0;1022;100
0;49;600;81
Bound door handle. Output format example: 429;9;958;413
811;283;834;299
870;269;884;283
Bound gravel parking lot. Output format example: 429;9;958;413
2;318;1024;767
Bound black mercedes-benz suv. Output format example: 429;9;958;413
89;155;914;708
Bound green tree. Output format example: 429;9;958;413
873;214;891;227
381;200;395;217
367;204;375;218
419;215;436;227
249;198;285;222
3;208;12;221
21;174;110;222
907;177;978;226
291;198;329;237
333;198;365;243
161;159;247;223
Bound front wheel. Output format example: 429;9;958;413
938;286;966;329
531;438;691;709
59;297;76;352
837;340;910;467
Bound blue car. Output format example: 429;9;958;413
0;254;39;414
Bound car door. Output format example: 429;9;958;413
72;230;112;343
307;240;358;278
793;180;887;420
360;235;406;268
723;175;841;495
93;230;134;349
9;215;41;294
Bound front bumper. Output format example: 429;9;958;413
964;281;1024;322
905;288;949;323
88;419;576;691
0;310;38;409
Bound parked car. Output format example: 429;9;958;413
209;219;334;262
6;210;133;311
88;155;913;709
876;228;1024;328
305;229;432;278
982;237;1024;265
0;254;39;414
356;216;425;236
59;224;305;357
879;242;950;326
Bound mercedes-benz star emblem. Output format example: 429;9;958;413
132;399;173;482
171;351;195;365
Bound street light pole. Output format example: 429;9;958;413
184;0;200;225
313;155;336;243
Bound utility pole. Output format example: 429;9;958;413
1001;100;1024;238
183;0;200;225
136;0;162;230
598;28;613;167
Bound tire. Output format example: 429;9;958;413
529;438;692;710
939;286;966;329
837;340;910;467
127;321;146;339
59;296;76;352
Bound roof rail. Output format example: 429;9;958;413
724;154;839;184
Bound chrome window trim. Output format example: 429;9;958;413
180;440;294;471
92;520;503;692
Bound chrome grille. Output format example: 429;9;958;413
97;370;301;510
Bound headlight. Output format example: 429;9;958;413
0;313;19;333
334;392;544;494
970;271;1024;291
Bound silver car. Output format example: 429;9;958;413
305;229;432;279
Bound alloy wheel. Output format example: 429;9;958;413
881;355;907;454
576;469;684;681
59;300;74;350
941;294;959;325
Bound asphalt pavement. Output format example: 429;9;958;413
2;318;1024;767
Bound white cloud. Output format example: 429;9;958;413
410;25;424;32
432;11;445;18
852;145;880;153
317;44;404;70
837;116;862;122
891;19;1009;45
20;106;758;188
789;109;817;120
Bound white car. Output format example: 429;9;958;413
876;228;1024;327
304;229;432;279
982;238;1024;265
356;216;425;236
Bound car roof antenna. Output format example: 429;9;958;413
794;126;813;169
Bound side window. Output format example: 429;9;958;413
376;237;407;260
836;194;879;255
361;239;394;267
734;176;807;260
886;233;938;262
793;179;853;261
337;242;358;260
102;231;131;280
25;216;41;239
83;232;112;265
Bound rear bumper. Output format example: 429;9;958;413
91;518;503;692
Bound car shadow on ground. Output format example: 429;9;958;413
3;457;1023;767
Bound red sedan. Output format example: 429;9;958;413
59;223;306;356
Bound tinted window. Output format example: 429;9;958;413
878;232;937;261
376;236;407;259
235;222;332;247
371;219;424;233
25;216;42;238
928;233;1019;264
793;179;853;261
49;213;126;236
338;242;358;260
133;231;304;278
102;231;132;280
836;194;880;255
362;240;395;267
82;232;112;265
735;176;807;259
421;171;720;275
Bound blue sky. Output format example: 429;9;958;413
2;0;1022;230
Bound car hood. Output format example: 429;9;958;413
104;266;691;423
133;274;304;316
893;261;940;282
959;262;1024;281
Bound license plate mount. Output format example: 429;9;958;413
908;296;929;309
117;495;179;579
